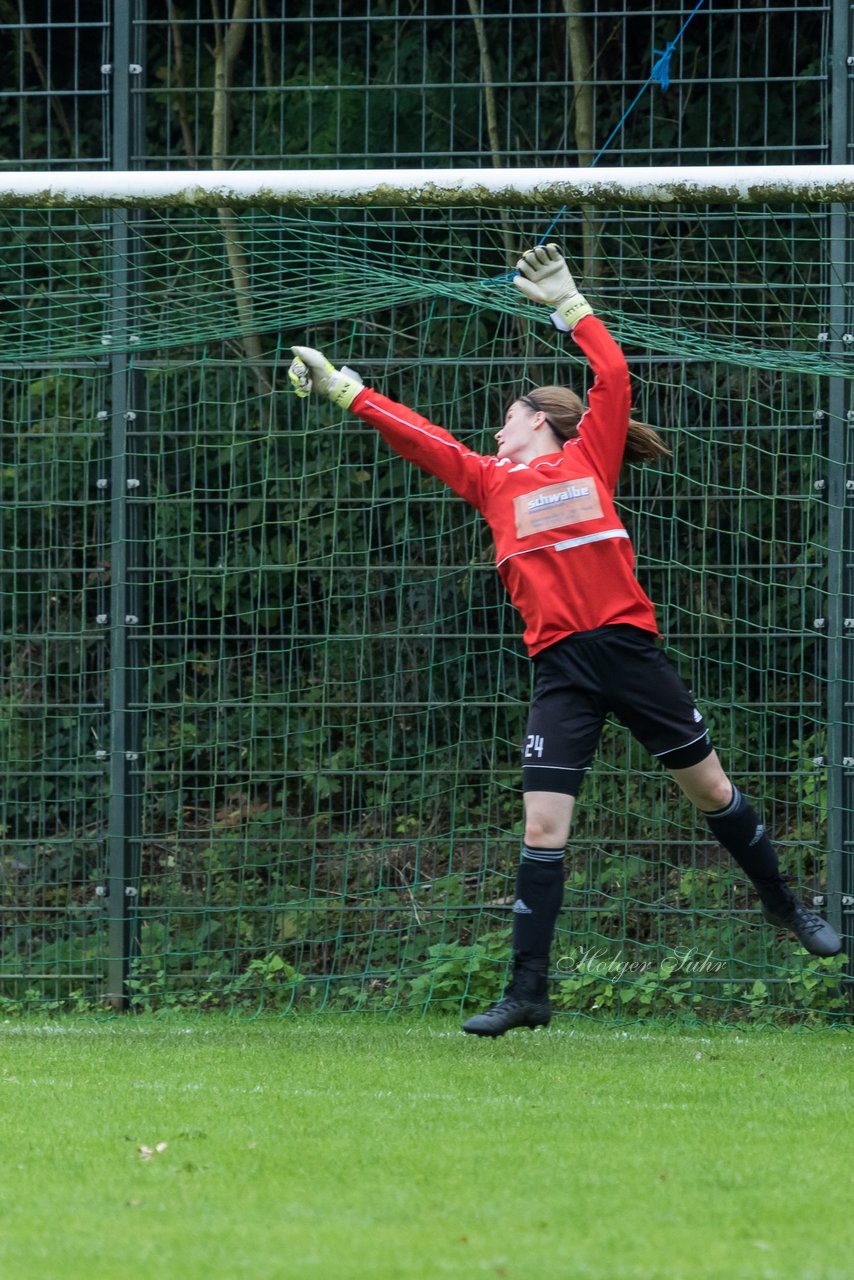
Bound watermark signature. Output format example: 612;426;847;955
556;946;725;982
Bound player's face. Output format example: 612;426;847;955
495;401;543;463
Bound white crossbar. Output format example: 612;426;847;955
0;166;853;208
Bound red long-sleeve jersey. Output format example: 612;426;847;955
350;314;659;656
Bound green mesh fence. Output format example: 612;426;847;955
0;201;850;1018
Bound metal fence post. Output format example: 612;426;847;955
106;0;144;1008
825;0;853;961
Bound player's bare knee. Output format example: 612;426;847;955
679;773;734;812
523;811;567;847
669;750;734;812
523;816;551;846
705;776;736;810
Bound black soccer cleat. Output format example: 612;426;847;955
762;902;843;957
462;995;552;1038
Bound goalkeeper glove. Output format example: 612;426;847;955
288;346;363;410
512;243;593;332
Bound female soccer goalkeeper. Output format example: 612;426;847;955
289;243;842;1038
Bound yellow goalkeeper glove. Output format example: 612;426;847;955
512;243;593;332
288;346;363;410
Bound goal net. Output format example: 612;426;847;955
0;167;849;1018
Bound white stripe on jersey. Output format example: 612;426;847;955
496;527;629;569
553;529;630;552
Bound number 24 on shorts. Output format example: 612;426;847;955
524;734;545;759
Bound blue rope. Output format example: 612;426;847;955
482;0;710;283
588;0;709;169
532;0;710;249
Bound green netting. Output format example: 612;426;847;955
0;201;849;1018
0;204;847;375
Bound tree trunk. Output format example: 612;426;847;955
211;0;273;399
564;0;599;279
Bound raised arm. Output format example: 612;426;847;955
563;315;632;490
513;244;632;490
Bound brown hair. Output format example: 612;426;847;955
520;386;671;466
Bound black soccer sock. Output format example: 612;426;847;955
511;846;565;960
703;787;794;913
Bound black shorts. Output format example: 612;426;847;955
521;625;713;797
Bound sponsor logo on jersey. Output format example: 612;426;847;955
528;483;591;508
514;476;604;537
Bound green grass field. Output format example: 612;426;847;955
0;1014;850;1280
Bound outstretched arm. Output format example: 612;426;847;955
288;345;493;509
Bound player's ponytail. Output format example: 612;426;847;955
522;386;670;465
624;418;671;465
